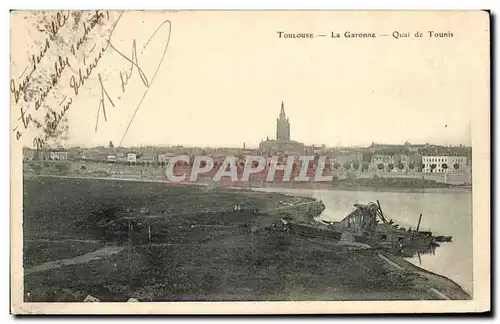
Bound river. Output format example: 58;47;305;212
253;187;473;296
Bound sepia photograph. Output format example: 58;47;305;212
10;10;490;314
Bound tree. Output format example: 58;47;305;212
333;162;341;170
361;162;369;171
352;162;360;170
442;163;448;170
397;162;404;170
377;163;384;171
343;162;351;170
409;163;415;170
109;141;114;148
453;163;460;170
387;163;394;171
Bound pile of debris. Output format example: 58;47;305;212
276;199;453;256
330;200;452;254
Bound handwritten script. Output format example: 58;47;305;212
10;11;172;149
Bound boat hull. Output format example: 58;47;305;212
286;222;342;241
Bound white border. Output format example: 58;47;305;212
3;0;497;322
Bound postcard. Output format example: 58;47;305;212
10;10;490;314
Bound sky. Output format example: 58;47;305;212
10;11;488;148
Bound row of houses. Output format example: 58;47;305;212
319;152;469;173
366;154;468;173
23;149;69;161
23;147;470;173
421;156;468;173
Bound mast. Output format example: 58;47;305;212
376;200;388;224
416;213;423;232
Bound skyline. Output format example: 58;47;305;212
63;98;471;149
64;100;472;149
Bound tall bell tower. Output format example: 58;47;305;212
276;101;290;141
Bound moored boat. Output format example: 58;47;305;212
281;218;342;241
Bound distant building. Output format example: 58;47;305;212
158;153;174;164
348;152;364;163
370;154;396;171
116;153;127;162
50;151;68;160
332;153;350;166
127;153;137;162
140;152;157;164
259;101;305;155
422;156;468;173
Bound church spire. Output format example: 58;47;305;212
276;101;291;141
279;101;286;119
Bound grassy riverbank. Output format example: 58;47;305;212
22;176;301;263
22;176;470;301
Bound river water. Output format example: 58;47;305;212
253;187;473;296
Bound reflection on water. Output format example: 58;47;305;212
398;244;438;258
254;187;473;296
